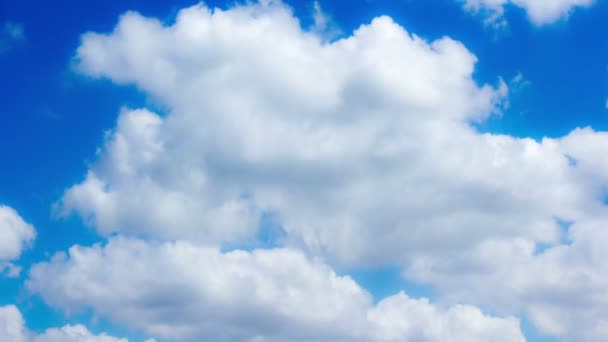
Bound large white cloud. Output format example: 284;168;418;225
407;219;608;341
404;128;608;340
27;237;524;341
0;205;36;276
52;0;608;339
62;1;526;263
462;0;595;25
0;305;126;342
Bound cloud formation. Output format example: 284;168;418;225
462;0;594;25
28;238;524;341
63;1;508;261
0;205;35;276
0;305;126;342
42;0;608;340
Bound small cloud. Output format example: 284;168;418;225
312;1;329;31
1;262;22;278
461;2;511;39
510;72;531;92
311;1;341;42
482;7;509;29
498;73;530;113
605;98;608;110
461;0;592;26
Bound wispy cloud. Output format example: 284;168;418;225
311;1;341;42
461;0;594;26
0;21;25;53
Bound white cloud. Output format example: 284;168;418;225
64;1;511;260
0;305;26;342
402;129;608;341
0;305;126;342
27;237;524;341
51;1;608;339
58;108;260;243
406;219;608;341
0;205;36;276
462;0;595;25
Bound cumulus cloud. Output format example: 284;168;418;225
406;220;608;341
63;1;510;260
462;0;595;25
0;305;126;342
406;130;608;340
27;237;524;341
0;205;36;276
49;0;608;339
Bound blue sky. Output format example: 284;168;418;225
2;0;608;341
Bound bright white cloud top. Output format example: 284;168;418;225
462;0;595;25
0;205;35;276
19;0;608;341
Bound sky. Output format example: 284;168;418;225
2;0;608;341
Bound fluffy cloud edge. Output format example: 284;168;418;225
0;305;130;342
27;237;525;342
0;205;36;277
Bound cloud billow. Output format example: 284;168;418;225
0;205;35;277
